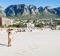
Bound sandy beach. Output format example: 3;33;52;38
0;29;60;56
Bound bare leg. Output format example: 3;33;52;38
8;38;11;47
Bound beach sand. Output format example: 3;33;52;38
0;29;60;56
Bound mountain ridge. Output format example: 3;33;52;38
0;4;60;19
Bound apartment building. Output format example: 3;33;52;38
0;17;13;27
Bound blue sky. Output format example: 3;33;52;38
0;0;60;9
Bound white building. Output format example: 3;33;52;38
27;23;35;29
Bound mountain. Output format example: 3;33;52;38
5;4;40;16
0;4;60;19
0;6;6;17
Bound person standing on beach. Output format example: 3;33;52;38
7;27;13;47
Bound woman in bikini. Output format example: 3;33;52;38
7;28;13;47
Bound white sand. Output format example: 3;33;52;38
0;30;60;56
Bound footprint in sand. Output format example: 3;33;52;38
28;44;40;51
15;49;27;56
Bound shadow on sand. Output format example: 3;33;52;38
0;43;8;47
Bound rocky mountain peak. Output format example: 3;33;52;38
0;4;60;18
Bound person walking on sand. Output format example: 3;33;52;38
7;28;13;47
